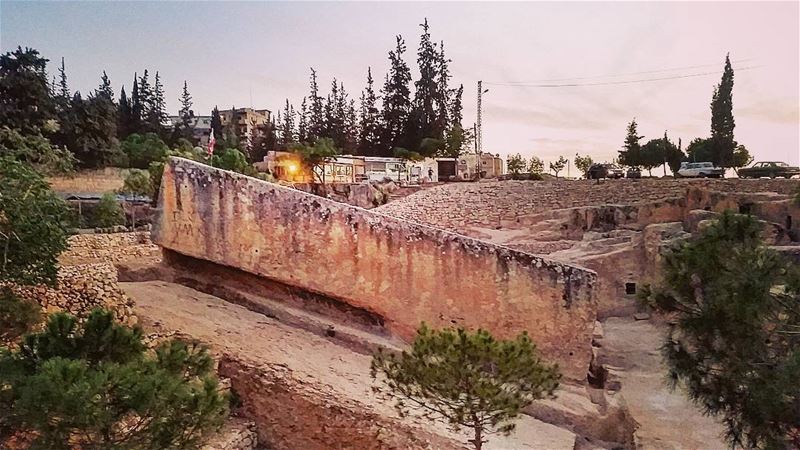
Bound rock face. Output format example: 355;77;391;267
153;158;598;380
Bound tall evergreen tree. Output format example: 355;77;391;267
97;71;114;102
117;86;132;138
147;71;166;133
357;67;381;155
435;40;451;136
130;73;143;134
442;84;466;158
57;57;70;105
210;106;223;142
307;68;324;141
0;47;55;134
279;99;296;147
344;98;358;154
380;36;412;155
618;118;643;167
710;54;735;167
138;70;153;131
179;81;193;126
297;98;308;143
408;19;441;153
70;91;120;168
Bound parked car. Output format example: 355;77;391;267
586;163;624;180
626;167;642;179
676;162;725;178
738;161;800;179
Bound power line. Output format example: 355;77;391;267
488;58;754;84
483;65;761;88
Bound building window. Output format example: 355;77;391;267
625;282;636;295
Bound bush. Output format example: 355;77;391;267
0;309;228;449
121;133;169;169
0;157;70;285
0;287;41;345
92;192;124;228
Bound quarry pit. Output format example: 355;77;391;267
56;159;799;449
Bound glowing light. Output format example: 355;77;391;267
287;163;298;173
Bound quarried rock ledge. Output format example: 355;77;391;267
153;157;598;380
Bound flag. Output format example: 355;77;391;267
207;129;216;157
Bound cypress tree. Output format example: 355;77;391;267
358;67;381;156
210;106;223;142
130;73;142;134
279;99;295;146
435;40;451;136
710;54;735;167
408;19;440;152
118;86;132;138
138;70;153;131
57;57;70;105
148;71;166;133
379;36;411;155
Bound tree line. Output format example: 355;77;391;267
618;55;752;176
269;19;469;161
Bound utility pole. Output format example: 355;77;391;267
476;81;488;180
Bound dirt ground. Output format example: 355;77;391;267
600;317;728;450
123;280;579;450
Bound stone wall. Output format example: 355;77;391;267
47;167;127;194
60;231;162;266
6;263;137;326
153;158;597;380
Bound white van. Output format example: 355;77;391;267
677;162;725;178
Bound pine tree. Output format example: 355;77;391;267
710;54;735;167
97;71;114;102
179;80;193;125
297;97;308;143
0;47;56;135
380;36;412;155
618;118;643;167
308;68;324;141
70;90;120;168
358;67;381;155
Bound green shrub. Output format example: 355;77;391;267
0;157;70;286
92;192;124;228
0;287;41;345
0;309;228;449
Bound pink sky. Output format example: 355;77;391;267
2;1;798;166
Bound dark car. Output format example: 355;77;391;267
586;163;624;180
626;167;642;179
738;161;800;179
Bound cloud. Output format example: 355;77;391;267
736;98;800;125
